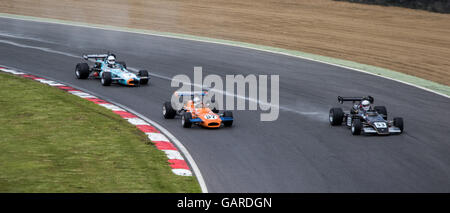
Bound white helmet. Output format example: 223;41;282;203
193;96;202;108
361;100;371;111
107;55;115;65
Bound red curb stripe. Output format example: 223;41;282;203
85;98;110;105
57;86;78;91
136;125;160;133
112;111;137;118
33;77;45;80
168;159;190;170
21;74;38;78
153;141;177;151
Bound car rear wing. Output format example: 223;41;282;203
82;54;110;60
337;96;374;104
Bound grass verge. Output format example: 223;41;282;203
0;72;201;192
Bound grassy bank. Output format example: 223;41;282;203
0;72;200;192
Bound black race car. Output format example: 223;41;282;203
329;96;404;135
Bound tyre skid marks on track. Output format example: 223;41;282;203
0;67;193;177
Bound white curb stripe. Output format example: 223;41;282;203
48;83;66;86
68;90;97;98
35;79;66;86
0;68;13;73
0;68;25;75
163;150;184;160
146;132;169;142
97;103;125;111
172;169;193;176
126;117;149;126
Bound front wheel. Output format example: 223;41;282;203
75;63;90;79
101;72;112;86
222;111;233;127
329;108;344;126
138;70;149;85
393;117;404;133
182;112;192;128
163;101;176;119
351;119;362;135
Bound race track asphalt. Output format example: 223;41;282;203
1;17;449;192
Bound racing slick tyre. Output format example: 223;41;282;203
393;117;404;133
374;106;388;120
351;119;362;135
101;72;112;86
212;108;219;113
329;108;344;126
117;61;127;69
138;70;149;85
75;63;90;79
182;112;193;128
163;101;176;119
223;111;233;127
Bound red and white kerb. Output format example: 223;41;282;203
0;67;192;176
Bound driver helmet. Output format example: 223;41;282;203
107;55;116;65
361;100;371;111
193;96;202;108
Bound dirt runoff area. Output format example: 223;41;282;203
1;0;449;85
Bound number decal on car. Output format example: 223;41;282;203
204;114;218;120
374;122;387;128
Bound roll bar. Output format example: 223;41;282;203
337;96;374;104
175;91;208;97
82;52;116;61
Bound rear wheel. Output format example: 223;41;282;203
138;70;149;85
374;106;388;120
163;101;176;119
223;111;233;127
351;119;362;135
393;117;404;133
101;72;112;86
329;108;344;126
182;112;192;128
75;63;90;79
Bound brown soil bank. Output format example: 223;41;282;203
1;0;449;85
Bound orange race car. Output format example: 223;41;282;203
162;91;233;128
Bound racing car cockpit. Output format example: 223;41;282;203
365;110;378;117
349;97;373;114
193;96;205;108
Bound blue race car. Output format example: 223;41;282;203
75;53;149;86
329;96;404;135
